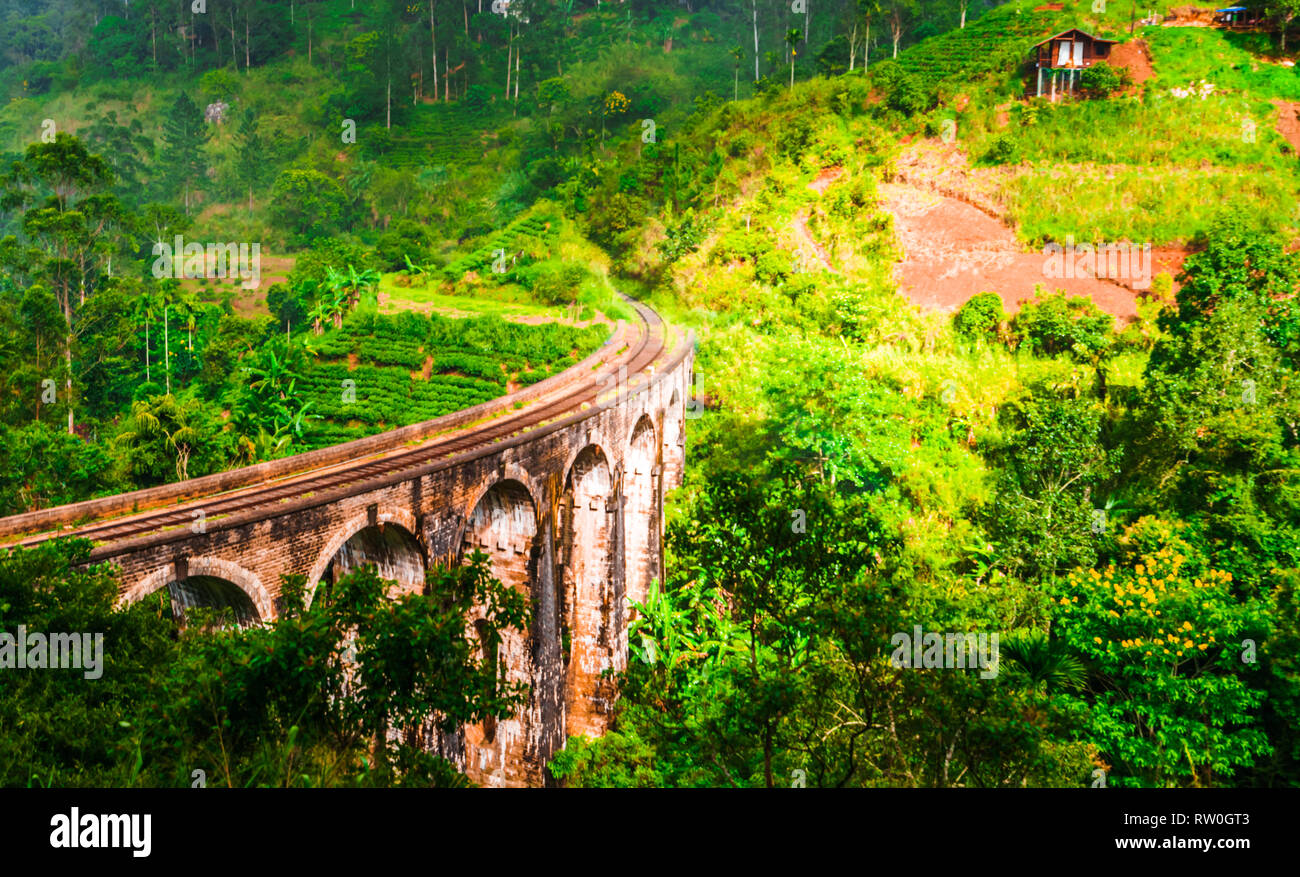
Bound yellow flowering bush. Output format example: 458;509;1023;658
604;91;630;116
1049;527;1271;787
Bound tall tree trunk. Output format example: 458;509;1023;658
514;37;520;103
230;5;238;70
65;339;73;435
961;0;967;28
752;1;759;81
431;0;439;103
505;25;512;99
849;22;857;71
246;7;250;69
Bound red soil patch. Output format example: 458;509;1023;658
881;183;1142;320
796;168;846;273
1273;100;1300;152
1034;3;1063;10
808;166;845;194
1109;39;1155;89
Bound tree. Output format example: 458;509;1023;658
849;0;880;71
159;92;210;215
269;170;349;244
729;44;743;101
1050;521;1272;786
988;396;1116;583
786;28;802;90
233;107;268;218
115;393;223;484
1274;0;1300;52
887;0;914;58
0;133;123;436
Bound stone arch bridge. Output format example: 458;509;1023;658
0;299;694;787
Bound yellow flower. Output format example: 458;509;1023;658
1198;643;1208;651
1093;636;1103;644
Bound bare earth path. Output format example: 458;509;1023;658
880;181;1143;319
792;167;844;273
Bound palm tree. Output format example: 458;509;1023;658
130;287;160;384
786;29;802;90
118;394;205;482
1000;629;1087;695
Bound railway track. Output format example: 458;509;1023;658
3;297;675;553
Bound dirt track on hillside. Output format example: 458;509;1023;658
880;182;1146;319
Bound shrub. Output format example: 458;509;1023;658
954;292;1004;338
982;133;1019;164
887;73;931;115
1079;62;1130;99
1012;291;1114;359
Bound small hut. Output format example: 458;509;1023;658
1028;29;1118;101
1214;6;1265;26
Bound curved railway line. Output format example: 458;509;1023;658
0;296;682;556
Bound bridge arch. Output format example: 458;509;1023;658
122;556;273;628
663;387;685;492
624;415;659;613
560;443;620;739
305;506;424;608
457;475;541;786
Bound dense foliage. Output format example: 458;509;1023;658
3;0;1300;790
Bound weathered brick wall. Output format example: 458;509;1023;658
94;343;694;786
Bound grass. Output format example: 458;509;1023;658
1143;26;1300;101
1004;161;1296;244
379;277;569;321
996;93;1290;166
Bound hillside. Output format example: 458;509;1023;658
1;0;1299;799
